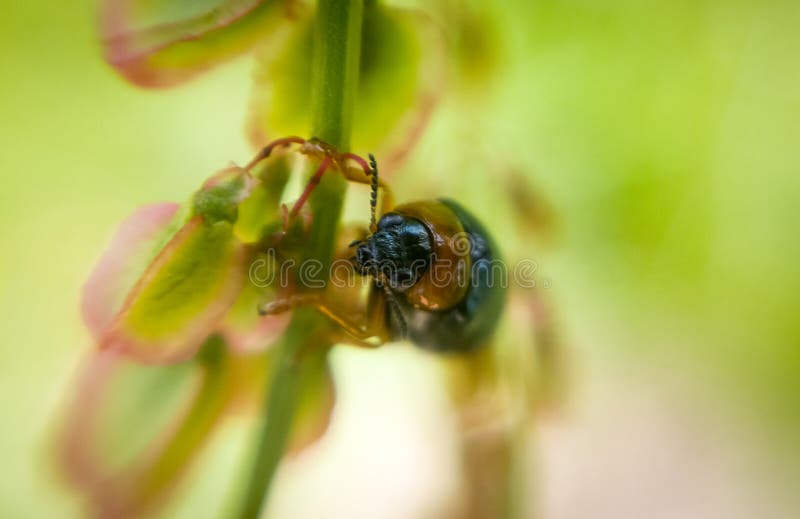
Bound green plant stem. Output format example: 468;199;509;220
236;1;363;517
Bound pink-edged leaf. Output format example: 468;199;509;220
100;216;246;364
82;202;182;339
225;346;336;455
355;6;444;169
218;283;290;353
100;0;290;88
246;3;444;171
60;342;336;516
217;242;290;353
59;339;234;517
286;348;336;454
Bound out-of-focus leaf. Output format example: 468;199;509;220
287;346;335;453
60;337;334;517
205;160;293;351
443;289;566;435
84;164;292;362
192;165;258;223
59;339;228;517
233;154;291;243
355;6;443;167
219;254;290;353
100;0;290;87
247;3;443;170
82;202;183;339
435;0;504;94
100;216;246;363
219;346;336;456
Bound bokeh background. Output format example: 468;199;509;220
2;0;799;517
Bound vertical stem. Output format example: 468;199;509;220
236;1;363;517
307;0;363;266
310;0;362;148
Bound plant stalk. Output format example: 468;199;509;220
236;0;363;517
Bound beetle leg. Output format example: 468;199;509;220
289;150;395;227
258;290;388;348
244;136;308;171
288;155;333;219
251;139;394;230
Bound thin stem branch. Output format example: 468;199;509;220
236;0;363;517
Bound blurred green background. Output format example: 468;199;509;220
1;0;799;517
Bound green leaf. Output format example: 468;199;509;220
60;339;234;516
246;3;443;168
435;0;504;93
285;346;335;453
82;202;185;339
233;154;291;243
192;165;257;224
101;216;246;363
100;0;290;87
60;338;336;517
219;250;290;353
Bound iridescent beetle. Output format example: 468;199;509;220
247;137;507;353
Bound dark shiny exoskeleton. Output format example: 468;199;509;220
354;198;506;353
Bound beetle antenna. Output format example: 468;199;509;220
340;151;388;233
381;282;407;339
368;153;379;232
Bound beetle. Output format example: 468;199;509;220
249;136;506;353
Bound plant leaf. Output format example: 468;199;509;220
82;202;183;339
100;216;246;363
233;154;291;243
246;4;443;169
60;339;235;517
100;0;290;87
218;263;290;353
286;346;335;453
61;340;335;516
